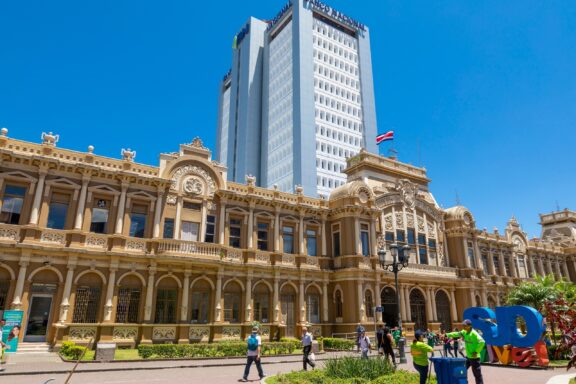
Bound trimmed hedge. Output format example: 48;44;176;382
138;341;300;359
323;338;356;351
269;368;437;384
60;341;89;360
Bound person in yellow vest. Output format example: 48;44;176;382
446;319;485;384
410;330;434;384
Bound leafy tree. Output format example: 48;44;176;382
505;274;558;311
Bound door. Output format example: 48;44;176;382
181;221;199;241
24;295;53;342
281;295;295;337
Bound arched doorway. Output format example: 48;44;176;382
475;295;482;307
381;287;398;327
25;268;60;342
280;284;297;337
410;289;427;331
435;290;451;332
116;274;143;323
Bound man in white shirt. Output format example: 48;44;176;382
301;326;316;371
241;326;265;382
359;330;371;359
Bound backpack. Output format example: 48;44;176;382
247;334;259;351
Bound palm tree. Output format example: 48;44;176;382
505;274;558;311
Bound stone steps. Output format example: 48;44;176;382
16;342;52;353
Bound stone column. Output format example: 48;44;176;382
104;268;117;321
218;201;226;245
299;213;305;255
59;265;76;322
322;280;329;322
562;260;570;280
499;249;506;276
469;289;476;307
181;272;190;322
115;183;128;234
375;278;382;323
144;269;156;321
299;279;306;323
29;170;47;225
450;289;458;322
425;288;434;323
274;209;280;252
245;272;253;322
481;289;488;307
463;238;471;268
11;260;28;309
354;217;361;255
200;200;207;242
399;285;407;322
247;204;254;249
152;190;164;238
174;196;183;240
215;270;223;322
487;249;496;275
430;288;438;322
510;255;518;278
357;281;364;322
273;274;280;323
546;258;554;277
474;240;482;271
74;177;90;230
321;216;327;256
404;286;412;322
538;258;545;276
370;216;378;256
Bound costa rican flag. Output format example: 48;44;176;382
376;131;394;144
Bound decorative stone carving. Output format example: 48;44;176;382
126;240;146;251
41;131;59;146
255;252;271;264
207;202;217;211
1;128;8;136
395;213;404;227
260;326;270;340
406;213;414;227
427;222;436;238
86;235;107;248
0;227;19;241
282;255;295;265
113;326;138;340
246;174;256;187
190;137;207;149
417;216;425;233
183;176;204;196
306;257;319;266
358;190;369;203
152;327;176;340
69;326;97;341
40;231;66;245
170;165;216;197
384;215;393;231
121;148;136;162
222;326;241;340
189;326;210;342
396;179;417;209
166;194;177;205
309;325;322;337
295;185;304;195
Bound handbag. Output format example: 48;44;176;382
309;352;316;362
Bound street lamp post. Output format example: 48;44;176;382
378;242;411;364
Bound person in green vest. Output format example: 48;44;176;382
410;330;434;384
446;319;485;384
392;327;401;346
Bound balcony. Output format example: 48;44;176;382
403;263;458;278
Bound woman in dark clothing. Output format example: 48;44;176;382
441;330;454;357
452;328;465;358
382;327;396;366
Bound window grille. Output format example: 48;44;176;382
410;289;427;331
116;288;141;323
154;289;177;324
73;286;101;323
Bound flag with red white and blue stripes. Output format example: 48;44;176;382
376;131;394;144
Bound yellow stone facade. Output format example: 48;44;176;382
0;130;574;348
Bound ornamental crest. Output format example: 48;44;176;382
396;179;417;209
170;165;216;196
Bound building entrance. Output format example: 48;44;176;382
24;295;53;342
281;294;295;337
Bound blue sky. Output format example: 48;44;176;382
1;0;575;238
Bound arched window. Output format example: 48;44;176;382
381;287;398;327
365;291;374;318
435;290;451;332
253;283;271;324
306;287;320;324
475;295;482;307
410;289;427;331
116;275;142;323
224;281;242;323
73;273;103;323
191;280;212;324
335;290;343;318
155;277;178;324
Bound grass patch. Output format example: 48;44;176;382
549;359;569;367
115;349;141;360
568;378;576;384
268;368;437;384
324;356;394;381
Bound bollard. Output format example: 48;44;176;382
398;337;407;364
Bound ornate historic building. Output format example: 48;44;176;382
0;129;574;348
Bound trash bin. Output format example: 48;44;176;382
95;343;116;362
429;357;467;384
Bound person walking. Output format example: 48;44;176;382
441;330;454;357
359;330;371;359
355;323;365;352
241;326;265;382
376;324;384;355
410;330;434;384
426;329;436;356
382;327;396;366
447;320;485;384
301;326;316;371
452;327;465;358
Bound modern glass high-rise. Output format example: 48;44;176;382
216;0;378;197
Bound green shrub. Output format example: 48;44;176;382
137;341;301;359
323;338;356;351
59;341;88;360
548;345;570;360
269;368;435;384
370;370;437;384
324;356;394;381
